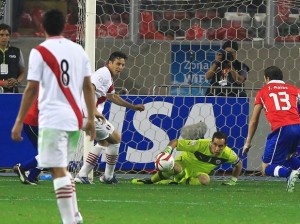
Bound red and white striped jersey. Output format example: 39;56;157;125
27;36;92;130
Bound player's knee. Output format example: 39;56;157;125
98;139;109;146
173;163;182;174
108;131;121;144
51;167;67;179
106;143;120;156
199;174;210;186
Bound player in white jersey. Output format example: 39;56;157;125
11;9;95;224
76;51;145;184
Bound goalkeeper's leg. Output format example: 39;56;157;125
151;162;183;183
132;169;177;185
151;170;175;183
183;173;210;186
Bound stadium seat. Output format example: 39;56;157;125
164;11;189;20
224;12;251;22
206;21;247;40
20;13;32;28
96;24;108;38
32;8;44;30
63;24;77;41
140;11;173;40
185;23;205;40
275;35;300;42
254;13;267;23
95;22;128;38
106;22;128;38
31;7;44;37
275;0;291;24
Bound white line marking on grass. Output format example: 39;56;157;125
0;198;294;208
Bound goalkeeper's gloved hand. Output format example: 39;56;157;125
163;146;173;154
221;177;237;186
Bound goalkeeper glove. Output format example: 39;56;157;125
163;146;173;154
155;146;173;161
221;177;237;186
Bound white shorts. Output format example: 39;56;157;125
38;128;80;168
82;117;115;141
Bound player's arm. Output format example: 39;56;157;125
162;139;178;154
222;148;242;186
221;159;242;186
242;104;262;156
107;93;145;111
232;159;242;179
205;53;221;80
11;80;39;141
230;69;245;84
16;66;26;84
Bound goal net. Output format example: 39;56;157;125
69;0;300;178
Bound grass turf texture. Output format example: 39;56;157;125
0;177;300;224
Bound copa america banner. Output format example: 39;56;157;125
0;95;249;170
171;44;220;96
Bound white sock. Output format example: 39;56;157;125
67;172;79;217
78;145;103;177
53;176;75;224
104;143;120;180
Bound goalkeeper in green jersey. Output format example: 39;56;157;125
132;130;242;186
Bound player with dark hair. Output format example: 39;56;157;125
75;51;145;184
243;66;300;192
133;129;242;186
11;9;95;223
205;40;249;97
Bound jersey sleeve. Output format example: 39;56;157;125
91;71;111;97
223;147;240;165
27;48;44;82
254;89;263;106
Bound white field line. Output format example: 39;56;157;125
0;197;294;208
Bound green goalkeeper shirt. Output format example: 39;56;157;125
176;139;239;174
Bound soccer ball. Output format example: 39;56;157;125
155;152;174;171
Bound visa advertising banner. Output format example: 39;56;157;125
0;95;249;171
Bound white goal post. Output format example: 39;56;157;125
81;0;96;180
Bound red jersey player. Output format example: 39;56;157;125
13;95;42;185
242;66;300;192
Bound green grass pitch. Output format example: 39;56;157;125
0;176;300;224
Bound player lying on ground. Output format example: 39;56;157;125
132;131;242;185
